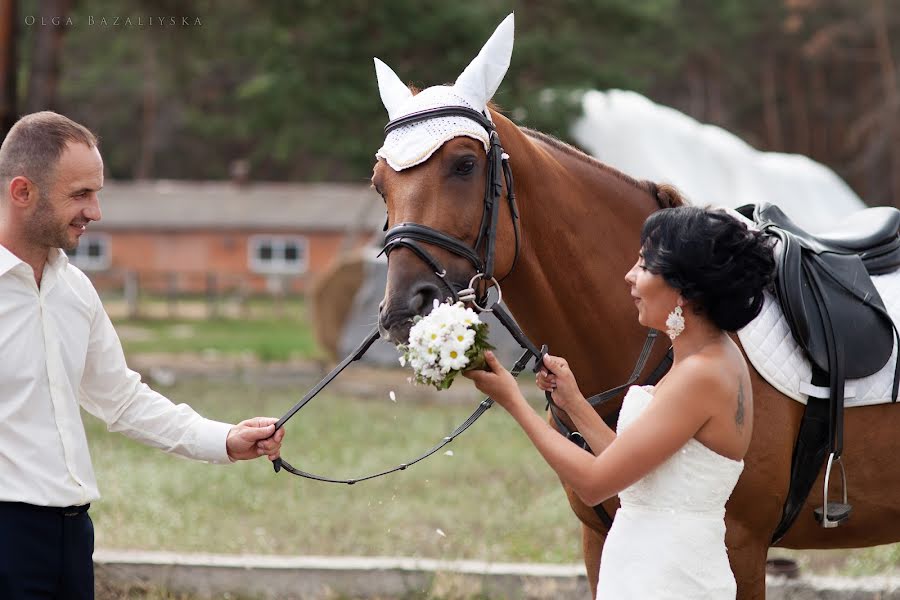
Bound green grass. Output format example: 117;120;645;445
112;315;320;362
88;377;900;574
85;379;581;564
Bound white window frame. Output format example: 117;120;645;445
248;235;309;275
67;233;111;271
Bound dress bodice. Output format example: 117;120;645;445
595;385;743;598
616;385;744;518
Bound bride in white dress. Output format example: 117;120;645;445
465;204;775;599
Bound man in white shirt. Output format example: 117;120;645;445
0;111;286;599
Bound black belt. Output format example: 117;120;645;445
0;502;91;517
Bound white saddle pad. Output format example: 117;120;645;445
737;270;900;407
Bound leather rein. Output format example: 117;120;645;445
270;106;672;531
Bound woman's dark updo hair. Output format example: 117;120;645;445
640;205;776;332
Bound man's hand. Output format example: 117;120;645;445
226;417;284;462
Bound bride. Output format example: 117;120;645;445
465;203;775;598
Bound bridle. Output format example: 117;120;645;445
269;105;672;529
378;106;521;310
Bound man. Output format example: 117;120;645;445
0;111;286;599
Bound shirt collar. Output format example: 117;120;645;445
46;247;70;271
0;244;69;278
0;243;22;277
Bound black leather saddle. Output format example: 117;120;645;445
738;202;900;542
743;203;899;384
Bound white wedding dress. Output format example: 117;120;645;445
596;385;744;599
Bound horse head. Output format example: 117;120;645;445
373;15;519;344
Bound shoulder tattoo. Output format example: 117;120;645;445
735;380;745;430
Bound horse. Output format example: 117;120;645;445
374;104;900;598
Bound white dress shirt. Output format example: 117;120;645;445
0;244;232;508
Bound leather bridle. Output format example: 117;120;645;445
379;106;521;309
269;105;672;530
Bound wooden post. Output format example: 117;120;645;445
167;272;178;319
206;272;218;319
124;270;140;319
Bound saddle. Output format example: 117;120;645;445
737;202;900;542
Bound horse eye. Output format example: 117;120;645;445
455;159;476;175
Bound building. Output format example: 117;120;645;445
71;180;383;296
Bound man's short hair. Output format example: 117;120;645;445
0;111;98;192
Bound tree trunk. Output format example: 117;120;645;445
135;34;160;179
872;0;900;207
785;58;810;156
0;0;17;138
24;0;72;113
761;50;784;150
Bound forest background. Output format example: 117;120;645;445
1;0;898;207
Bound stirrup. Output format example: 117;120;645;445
814;452;852;528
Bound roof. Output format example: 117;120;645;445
94;181;384;232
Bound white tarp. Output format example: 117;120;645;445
339;89;868;363
571;89;865;232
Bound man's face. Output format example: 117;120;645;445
25;142;104;251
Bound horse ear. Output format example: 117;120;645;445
453;13;514;109
374;57;413;120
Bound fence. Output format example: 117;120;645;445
88;269;308;321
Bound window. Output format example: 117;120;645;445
66;233;111;271
248;235;308;274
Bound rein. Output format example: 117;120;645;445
270;106;672;532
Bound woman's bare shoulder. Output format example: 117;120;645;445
665;346;744;405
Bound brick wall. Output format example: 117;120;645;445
83;228;373;295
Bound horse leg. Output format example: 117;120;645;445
581;524;605;599
727;520;770;600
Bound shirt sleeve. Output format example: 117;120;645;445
77;287;233;464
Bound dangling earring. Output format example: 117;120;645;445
666;305;685;340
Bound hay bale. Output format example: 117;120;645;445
308;251;366;361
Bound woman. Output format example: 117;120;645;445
464;204;775;598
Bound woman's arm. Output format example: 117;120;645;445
467;352;723;506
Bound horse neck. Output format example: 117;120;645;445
494;116;664;393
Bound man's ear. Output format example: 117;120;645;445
8;176;36;208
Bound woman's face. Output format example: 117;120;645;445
624;252;682;330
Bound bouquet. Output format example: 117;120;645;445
397;299;494;390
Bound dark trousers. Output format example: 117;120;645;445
0;502;94;600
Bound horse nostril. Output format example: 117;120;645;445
409;283;441;315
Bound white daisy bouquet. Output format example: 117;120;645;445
397;299;494;390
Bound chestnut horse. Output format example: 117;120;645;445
375;108;900;598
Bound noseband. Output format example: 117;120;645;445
379;106;521;307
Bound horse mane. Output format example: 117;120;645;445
402;85;684;210
521;128;685;210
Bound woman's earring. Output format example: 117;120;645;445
666;306;685;340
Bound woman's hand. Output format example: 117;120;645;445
536;354;585;411
463;351;523;410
